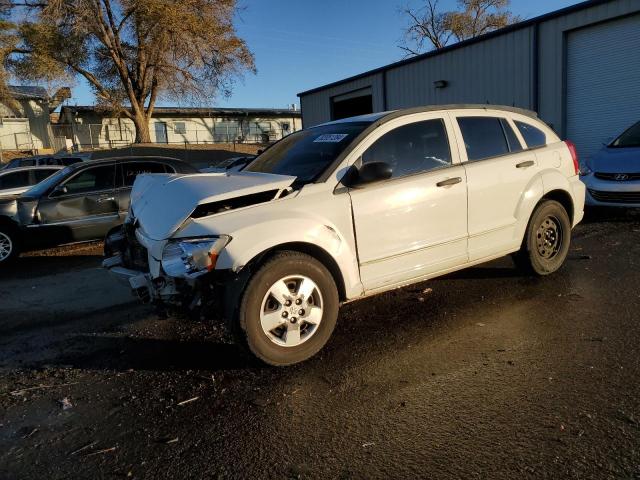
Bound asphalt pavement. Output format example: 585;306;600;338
1;209;639;479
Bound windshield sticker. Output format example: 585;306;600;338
313;134;349;143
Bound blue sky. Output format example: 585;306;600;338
67;0;579;108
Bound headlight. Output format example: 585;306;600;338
161;235;231;278
579;162;592;176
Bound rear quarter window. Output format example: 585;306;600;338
514;121;547;148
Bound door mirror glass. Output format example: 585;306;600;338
349;161;393;186
52;184;68;196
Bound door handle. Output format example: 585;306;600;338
436;177;462;187
516;160;535;168
97;196;115;204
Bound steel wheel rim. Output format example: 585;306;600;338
536;215;563;260
260;275;323;347
0;231;12;262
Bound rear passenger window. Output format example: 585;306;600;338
500;119;523;152
362;119;451;179
458;117;509;161
514;121;547;148
0;170;31;189
121;161;167;187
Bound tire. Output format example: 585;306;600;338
237;251;339;366
0;222;20;266
513;200;571;276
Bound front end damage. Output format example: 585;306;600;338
102;170;296;317
104;221;238;316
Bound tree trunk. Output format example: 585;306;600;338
132;112;151;143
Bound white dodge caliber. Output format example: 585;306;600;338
104;105;586;365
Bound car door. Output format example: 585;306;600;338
116;160;173;219
348;115;468;292
452;114;540;261
37;162;118;242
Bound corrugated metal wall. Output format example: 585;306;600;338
385;26;533;110
300;0;640;134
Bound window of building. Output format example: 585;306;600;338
173;122;186;135
457;117;510;161
362;119;452;178
514;120;547;148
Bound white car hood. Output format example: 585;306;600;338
131;171;296;240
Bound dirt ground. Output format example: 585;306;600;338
1;208;639;479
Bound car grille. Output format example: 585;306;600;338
594;172;640;181
588;189;640;204
123;222;150;271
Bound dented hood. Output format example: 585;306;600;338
131;171;296;240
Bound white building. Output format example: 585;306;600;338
0;86;69;152
57;106;303;150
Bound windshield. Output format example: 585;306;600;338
23;165;74;197
611;121;640;148
245;122;371;183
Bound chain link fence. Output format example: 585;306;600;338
50;122;294;152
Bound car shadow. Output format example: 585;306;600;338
57;335;258;372
1;254;103;281
582;206;640;224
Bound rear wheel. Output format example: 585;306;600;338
237;251;339;366
0;223;20;266
514;200;571;276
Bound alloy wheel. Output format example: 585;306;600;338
259;275;323;347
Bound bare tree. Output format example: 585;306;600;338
400;0;521;55
3;0;255;143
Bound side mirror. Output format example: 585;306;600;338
52;184;68;196
348;161;393;187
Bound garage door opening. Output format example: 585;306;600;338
331;88;373;121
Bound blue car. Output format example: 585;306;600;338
580;120;640;207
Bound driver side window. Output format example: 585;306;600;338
362;118;451;179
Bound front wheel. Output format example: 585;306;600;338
513;200;571;276
0;223;20;266
237;251;339;366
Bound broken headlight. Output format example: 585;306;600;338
161;236;231;278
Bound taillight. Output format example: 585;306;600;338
565;140;579;175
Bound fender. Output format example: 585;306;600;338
513;168;574;244
174;191;365;299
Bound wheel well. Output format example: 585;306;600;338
244;242;347;302
541;189;574;224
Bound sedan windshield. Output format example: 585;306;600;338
245;122;371;183
611;121;640;148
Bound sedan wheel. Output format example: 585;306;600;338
0;225;19;265
238;251;339;366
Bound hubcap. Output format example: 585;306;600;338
260;275;323;347
0;231;12;262
536;215;563;260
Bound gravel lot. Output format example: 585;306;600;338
1;208;639;479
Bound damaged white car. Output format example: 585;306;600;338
104;105;586;366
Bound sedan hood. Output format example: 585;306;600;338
131;171;296;240
589;146;640;173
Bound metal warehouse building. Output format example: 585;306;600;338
298;0;640;159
